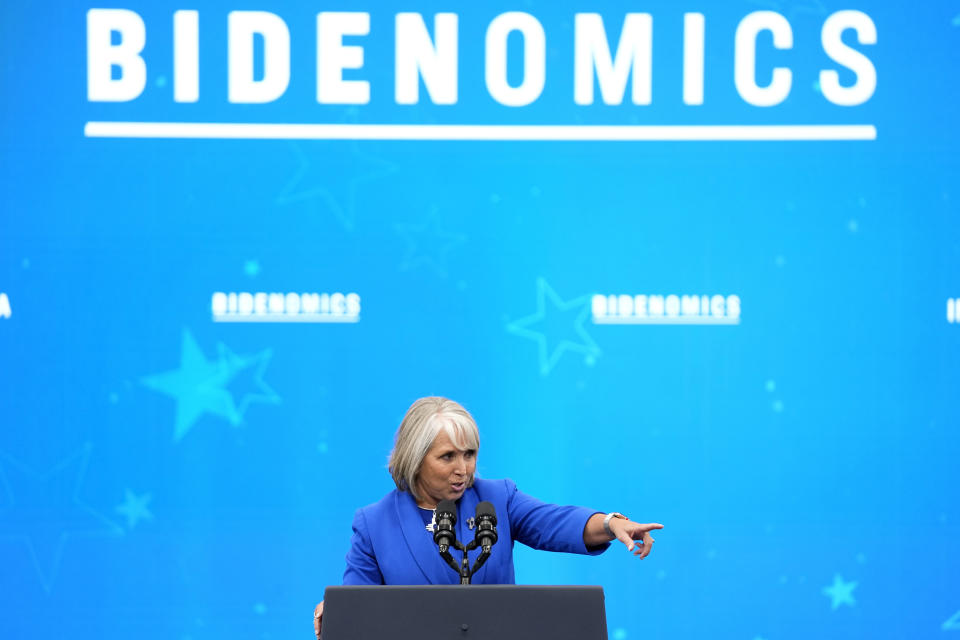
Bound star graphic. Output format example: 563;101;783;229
219;344;281;417
141;329;281;442
115;489;153;530
275;136;397;232
395;207;467;278
822;573;857;610
507;278;602;376
943;609;960;630
0;444;123;592
244;260;261;277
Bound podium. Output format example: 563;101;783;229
321;585;608;640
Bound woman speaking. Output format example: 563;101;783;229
314;397;663;638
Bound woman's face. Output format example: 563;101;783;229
414;429;477;508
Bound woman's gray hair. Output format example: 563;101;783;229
388;397;480;500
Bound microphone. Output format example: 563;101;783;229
474;501;498;554
433;500;457;553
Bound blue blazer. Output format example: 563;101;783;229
343;478;608;585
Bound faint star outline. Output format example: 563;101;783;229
219;343;282;417
395;207;467;278
0;444;123;593
275;138;397;232
507;278;602;376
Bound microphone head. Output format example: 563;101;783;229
475;501;497;525
436;500;458;523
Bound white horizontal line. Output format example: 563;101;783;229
84;122;877;142
594;316;741;325
212;314;359;323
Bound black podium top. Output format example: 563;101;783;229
322;585;608;640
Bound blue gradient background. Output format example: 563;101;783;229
1;1;959;639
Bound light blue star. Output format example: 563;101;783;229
0;444;123;592
822;573;857;610
219;344;281;417
507;278;601;376
141;329;280;442
275;136;397;232
115;489;153;529
395;207;467;278
244;260;261;277
142;329;240;441
943;609;960;630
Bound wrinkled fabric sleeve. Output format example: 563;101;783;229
342;508;385;585
505;479;610;555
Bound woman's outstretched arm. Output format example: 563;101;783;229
583;513;663;558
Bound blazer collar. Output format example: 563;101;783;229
395;486;480;585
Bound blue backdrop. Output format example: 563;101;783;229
2;1;959;639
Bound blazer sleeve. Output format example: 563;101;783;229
342;507;386;585
505;479;610;556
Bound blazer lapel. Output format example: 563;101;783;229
395;490;456;584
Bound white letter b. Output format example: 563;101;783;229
87;9;147;102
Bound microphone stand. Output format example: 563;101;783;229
452;540;478;585
434;502;498;585
472;546;492;573
437;545;460;578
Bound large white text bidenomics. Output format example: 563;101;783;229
87;9;876;108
